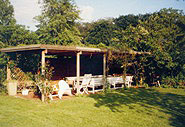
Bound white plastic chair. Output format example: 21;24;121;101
108;77;124;89
115;77;124;88
88;78;103;93
125;76;133;87
107;77;117;89
49;80;72;100
80;74;92;94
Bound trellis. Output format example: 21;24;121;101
10;66;32;91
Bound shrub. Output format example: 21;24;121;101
0;83;7;95
161;74;185;88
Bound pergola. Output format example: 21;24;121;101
1;44;108;93
0;44;150;94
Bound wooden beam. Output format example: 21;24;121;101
103;53;107;77
103;53;107;89
76;51;82;94
7;63;11;80
41;50;47;102
41;50;47;75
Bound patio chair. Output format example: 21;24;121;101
88;78;103;93
107;77;117;89
80;74;92;94
108;77;124;89
115;77;124;89
125;76;133;88
49;80;72;100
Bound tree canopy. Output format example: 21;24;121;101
80;8;185;85
118;8;185;84
82;19;116;46
0;0;15;26
35;0;81;45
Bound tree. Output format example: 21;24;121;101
77;22;93;44
114;14;139;30
36;0;81;45
83;19;116;46
119;8;185;84
0;0;40;83
114;14;151;30
0;0;39;47
0;0;15;83
0;24;39;46
0;0;15;26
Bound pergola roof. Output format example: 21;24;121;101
0;44;107;55
0;44;151;55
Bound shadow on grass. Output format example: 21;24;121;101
89;88;185;127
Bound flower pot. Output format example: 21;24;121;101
22;89;29;95
7;80;18;96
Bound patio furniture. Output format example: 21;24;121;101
107;77;124;89
125;76;133;87
49;80;72;100
114;77;124;88
107;77;116;89
79;74;92;94
49;84;59;100
88;78;104;93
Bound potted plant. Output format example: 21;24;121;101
22;88;29;95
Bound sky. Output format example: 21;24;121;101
9;0;185;31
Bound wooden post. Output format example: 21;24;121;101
103;53;107;78
76;51;82;94
7;63;11;80
41;50;47;75
41;50;47;102
103;53;107;89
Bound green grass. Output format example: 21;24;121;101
0;88;184;127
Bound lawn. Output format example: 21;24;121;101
0;88;184;127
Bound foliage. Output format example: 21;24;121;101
0;52;7;83
79;8;184;87
0;0;15;26
114;14;151;30
31;72;51;98
6;59;34;92
114;14;140;30
0;0;14;83
35;0;81;45
0;0;38;47
81;14;151;47
0;24;39;47
5;53;54;99
161;77;178;88
161;74;185;88
76;22;93;44
0;83;7;94
116;8;185;86
11;52;41;73
31;61;54;102
131;55;147;86
83;19;116;46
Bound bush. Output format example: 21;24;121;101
0;83;7;95
161;77;177;88
0;68;6;83
161;75;185;88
